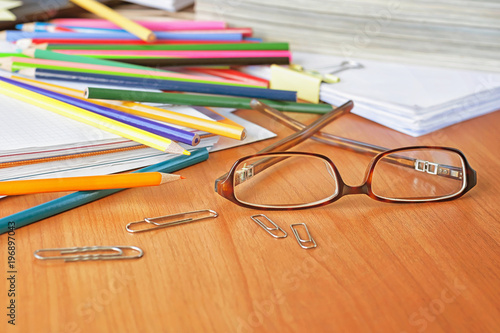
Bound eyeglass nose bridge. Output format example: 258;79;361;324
341;183;369;196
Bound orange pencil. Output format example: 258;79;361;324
0;172;183;195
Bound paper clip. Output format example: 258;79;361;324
289;64;341;84
251;214;287;238
317;60;364;75
290;223;317;249
126;209;218;233
34;246;144;262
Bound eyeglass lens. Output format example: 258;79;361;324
234;154;339;208
372;148;466;201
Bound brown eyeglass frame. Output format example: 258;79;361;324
214;100;477;210
215;147;477;210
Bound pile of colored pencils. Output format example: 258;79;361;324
0;5;332;155
4;19;292;66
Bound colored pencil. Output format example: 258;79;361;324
23;49;257;85
0;53;27;58
0;172;183;195
34;26;253;37
24;48;165;71
0;148;209;234
20;68;298;101
92;56;291;67
185;68;269;86
39;41;289;51
12;75;248;140
3;77;200;146
0;57;261;87
85;87;334;114
49;19;227;30
1;31;243;42
69;0;157;42
17;23;250;35
52;50;291;59
18;39;252;48
0;77;189;155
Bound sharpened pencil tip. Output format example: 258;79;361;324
22;48;36;58
146;32;157;43
182;150;191;156
36;43;49;50
159;173;184;184
15;38;33;50
17;68;36;77
180;176;186;179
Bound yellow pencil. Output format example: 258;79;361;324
0;172;183;195
0;80;189;155
69;0;156;42
12;74;247;140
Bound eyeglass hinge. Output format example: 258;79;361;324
415;159;439;175
236;165;254;184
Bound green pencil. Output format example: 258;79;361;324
42;42;290;51
0;53;29;58
85;87;333;114
1;58;262;88
24;48;164;71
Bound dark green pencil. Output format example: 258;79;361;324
85;87;333;114
42;42;290;51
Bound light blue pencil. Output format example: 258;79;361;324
2;31;243;42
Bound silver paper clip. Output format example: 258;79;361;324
34;246;144;262
251;214;287;238
126;209;218;233
312;60;364;75
290;223;317;249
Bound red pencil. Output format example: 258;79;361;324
186;67;269;86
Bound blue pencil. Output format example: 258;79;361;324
0;148;209;235
27;68;298;101
2;31;243;42
1;77;200;146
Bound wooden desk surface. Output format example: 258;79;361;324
1;107;499;333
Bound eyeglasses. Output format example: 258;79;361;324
214;101;477;210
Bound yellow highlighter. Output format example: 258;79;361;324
0;172;183;196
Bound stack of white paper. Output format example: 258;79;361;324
242;52;500;137
196;0;500;72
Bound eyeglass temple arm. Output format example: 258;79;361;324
215;100;353;190
256;100;353;153
235;100;353;185
250;100;463;180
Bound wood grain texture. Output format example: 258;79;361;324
1;108;499;333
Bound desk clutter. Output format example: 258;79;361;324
0;0;487;248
